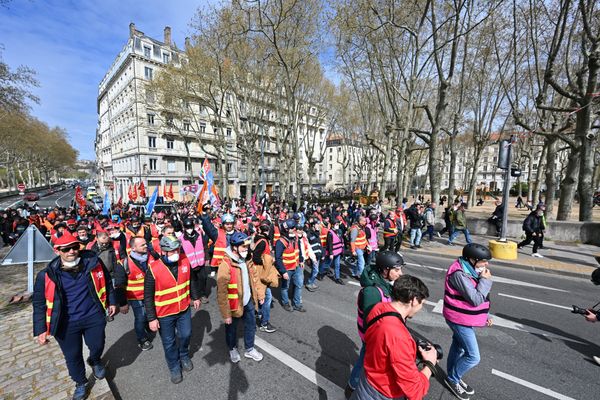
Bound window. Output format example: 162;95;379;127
533;163;538;170
329;148;332;153
148;136;156;148
167;160;176;172
226;128;232;137
143;46;151;58
166;115;173;126
149;158;157;170
329;174;333;180
329;155;332;161
227;162;233;173
144;67;153;80
183;122;190;132
167;138;174;149
147;114;155;125
163;53;170;64
199;123;206;133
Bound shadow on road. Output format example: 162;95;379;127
102;329;142;400
315;325;358;400
190;309;212;358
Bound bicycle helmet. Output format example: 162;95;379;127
375;251;405;272
230;232;250;246
221;213;235;224
462;243;492;263
183;218;195;229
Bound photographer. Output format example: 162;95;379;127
350;275;436;400
582;266;600;365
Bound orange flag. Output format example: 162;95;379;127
138;181;146;198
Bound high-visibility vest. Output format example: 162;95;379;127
320;227;329;248
85;240;96;250
254;238;271;256
125;226;146;244
210;229;227;267
278;237;299;270
149;224;160;238
357;286;390;342
149;237;161;261
443;259;490;327
112;238;123;261
350;225;368;251
273;225;281;244
125;257;146;301
383;218;397;237
365;224;379;251
44;262;107;334
180;235;205;269
149;258;191;318
329;230;344;256
223;257;239;311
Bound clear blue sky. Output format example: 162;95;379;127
0;0;204;160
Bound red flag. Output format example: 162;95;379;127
116;196;123;208
74;186;87;208
130;183;138;202
168;183;174;200
138;181;146;198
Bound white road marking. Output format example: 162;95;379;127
347;281;360;287
497;293;572;310
254;336;345;400
491;369;576;400
55;190;72;207
405;262;446;271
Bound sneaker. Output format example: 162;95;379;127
444;378;470;400
181;357;193;372
139;340;153;351
72;383;87;400
416;244;422;249
170;369;183;384
410;245;416;249
229;348;241;363
92;363;106;380
437;232;442;238
259;323;277;333
282;303;293;312
305;283;319;292
458;380;475;395
593;356;600;365
334;278;345;285
244;347;264;361
293;305;307;312
447;242;455;246
532;253;544;258
200;296;209;304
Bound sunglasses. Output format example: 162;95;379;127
59;245;80;253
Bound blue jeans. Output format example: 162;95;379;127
158;308;192;372
129;299;150;343
353;248;365;277
410;228;422;246
226;301;256;350
307;260;320;285
348;343;366;390
258;288;272;326
425;225;434;240
365;250;376;268
280;267;304;307
54;312;106;384
446;320;481;384
448;228;473;244
324;255;341;279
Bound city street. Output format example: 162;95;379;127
0;188;75;210
101;252;600;400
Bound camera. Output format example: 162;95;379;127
416;338;444;360
571;305;589;315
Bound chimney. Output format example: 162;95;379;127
164;26;172;46
129;22;136;38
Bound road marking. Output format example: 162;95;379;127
491;369;576;400
406;261;446;271
497;293;572;310
254;336;345;400
55;190;72;207
347;281;360;287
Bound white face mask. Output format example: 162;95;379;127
79;236;88;241
239;250;248;259
62;258;81;268
185;229;194;235
476;267;485;274
110;232;120;239
167;253;180;263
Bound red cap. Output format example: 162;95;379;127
53;231;80;249
66;218;77;225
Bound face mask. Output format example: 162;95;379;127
62;257;81;269
132;252;148;262
239;250;248;259
475;267;485;274
132;225;140;230
186;229;194;235
110;232;120;239
79;236;88;241
167;253;180;263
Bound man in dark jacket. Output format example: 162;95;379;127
32;231;117;400
488;200;504;235
517;205;545;258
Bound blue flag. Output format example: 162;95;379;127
101;191;110;215
145;186;159;216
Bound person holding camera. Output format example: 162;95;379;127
580;266;600;365
443;243;493;400
350;275;436;400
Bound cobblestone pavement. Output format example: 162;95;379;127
0;260;113;400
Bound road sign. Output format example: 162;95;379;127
1;225;56;293
17;183;25;194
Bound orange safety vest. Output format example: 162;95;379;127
44;263;107;335
320;227;329;248
224;257;239;311
273;225;281;244
254;237;271;255
350;225;368;251
125;257;146;301
278;237;299;270
384;218;397;238
149;258;191;318
211;229;227;267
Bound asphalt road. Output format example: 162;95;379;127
99;250;600;400
0;188;75;210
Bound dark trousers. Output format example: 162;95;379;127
225;301;256;351
158;308;192;372
192;266;210;297
394;232;403;251
440;223;453;237
54;312;106;384
518;232;542;253
381;236;395;251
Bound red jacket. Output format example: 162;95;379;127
364;302;430;400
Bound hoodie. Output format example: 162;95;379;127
359;263;393;319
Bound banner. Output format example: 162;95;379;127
181;184;199;195
74;186;87;208
138;181;146;198
145;186;159;216
129;183;138;202
197;158;220;209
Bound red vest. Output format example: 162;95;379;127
210;229;227;267
278;237;299;270
125;257;146;301
443;259;490;327
350;225;368;251
149;258;191;318
320;227;329;248
384;218;397;237
254;238;271;255
224;258;239;311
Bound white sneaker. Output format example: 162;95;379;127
210;271;216;278
229;348;241;363
244;347;263;362
532;253;544;258
593;356;600;366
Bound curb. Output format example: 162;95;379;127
402;248;594;280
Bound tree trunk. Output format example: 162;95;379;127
557;146;580;220
448;134;457;199
467;154;482;208
577;111;596;221
544;136;557;220
526;155;534;201
379;132;393;202
533;142;548;203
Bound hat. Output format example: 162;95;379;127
283;219;297;230
66;218;77;225
159;235;181;251
53;231;80;249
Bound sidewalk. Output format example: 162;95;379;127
0;260;114;400
402;233;598;278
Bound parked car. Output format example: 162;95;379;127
24;192;40;201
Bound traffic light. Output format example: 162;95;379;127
497;140;510;170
